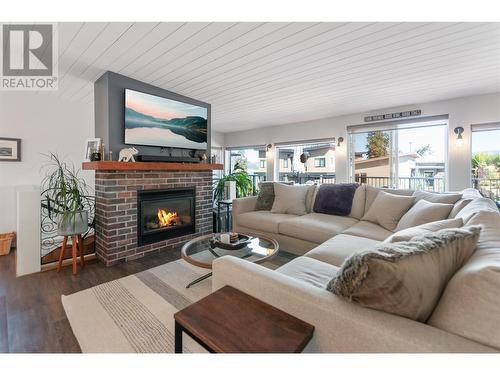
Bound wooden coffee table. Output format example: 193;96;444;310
174;285;314;353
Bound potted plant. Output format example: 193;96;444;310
42;153;92;236
213;160;253;201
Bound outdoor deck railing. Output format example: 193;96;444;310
248;174;500;202
279;173;336;185
249;173;267;195
472;178;500;202
356;176;446;192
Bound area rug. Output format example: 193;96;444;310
62;258;280;353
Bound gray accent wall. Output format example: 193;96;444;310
94;71;211;159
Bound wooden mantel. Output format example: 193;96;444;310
82;161;223;171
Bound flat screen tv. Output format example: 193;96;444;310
124;88;208;150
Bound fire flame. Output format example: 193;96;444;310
157;209;178;227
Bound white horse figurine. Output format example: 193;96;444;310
118;147;139;162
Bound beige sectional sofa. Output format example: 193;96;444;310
212;185;500;352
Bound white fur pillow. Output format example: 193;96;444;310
271;183;310;215
328;226;481;322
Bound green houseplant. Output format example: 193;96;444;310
213;160;253;201
41;153;92;236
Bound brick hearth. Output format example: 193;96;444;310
94;170;214;266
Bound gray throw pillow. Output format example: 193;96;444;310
271;183;310;215
361;190;415;231
395;199;454;231
448;198;473;218
327;226;481;322
255;181;275;210
413;190;462;204
385;218;463;243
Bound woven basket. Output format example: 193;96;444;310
0;232;15;256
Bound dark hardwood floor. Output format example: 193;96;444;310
0;247;295;353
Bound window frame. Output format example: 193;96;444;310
470;121;500;190
347;116;449;191
314;157;326;168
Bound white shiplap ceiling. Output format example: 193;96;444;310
50;22;500;132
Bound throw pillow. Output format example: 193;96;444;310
448;198;473;218
361;191;415;231
385;217;464;243
271;183;310;215
349;185;366;219
413;190;462;204
305;184;318;213
364;186;413;212
255;181;275;210
313;183;359;216
327;225;481;322
395;199;454;231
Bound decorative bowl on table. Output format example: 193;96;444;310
210;233;252;250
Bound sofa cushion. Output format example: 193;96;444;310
305;234;380;267
278;213;358;244
255;181;275;211
327;226;481;322
349;185;366;220
362;191;415;231
364;185;413;213
385;218;463;243
313;183;359;216
395;199;454;231
413;190;462;204
236;211;298;234
276;256;339;288
455;197;499;222
342;220;393;241
271;183;310;215
428;211;500;349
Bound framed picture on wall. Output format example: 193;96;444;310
0;138;21;162
84;138;102;161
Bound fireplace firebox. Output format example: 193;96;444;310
137;187;196;246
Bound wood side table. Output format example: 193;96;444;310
173;285;314;353
57;234;85;275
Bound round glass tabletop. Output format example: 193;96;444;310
181;232;279;269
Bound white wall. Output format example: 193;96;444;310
0;92;95;232
224;93;500;190
211;130;225;148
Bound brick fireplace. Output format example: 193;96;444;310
84;161;222;266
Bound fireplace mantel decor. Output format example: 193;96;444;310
89;161;220;266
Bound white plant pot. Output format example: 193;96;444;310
57;210;88;236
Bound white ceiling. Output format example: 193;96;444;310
49;22;500;132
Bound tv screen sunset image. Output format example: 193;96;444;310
125;89;208;150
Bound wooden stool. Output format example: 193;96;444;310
57;235;85;275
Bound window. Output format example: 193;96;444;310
471;122;500;202
225;146;266;193
348;116;448;192
274;140;336;184
211;146;224;179
314;158;326;168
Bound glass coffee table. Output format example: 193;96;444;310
181;232;279;288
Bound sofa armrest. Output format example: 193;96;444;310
212;256;495;353
232;196;258;216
